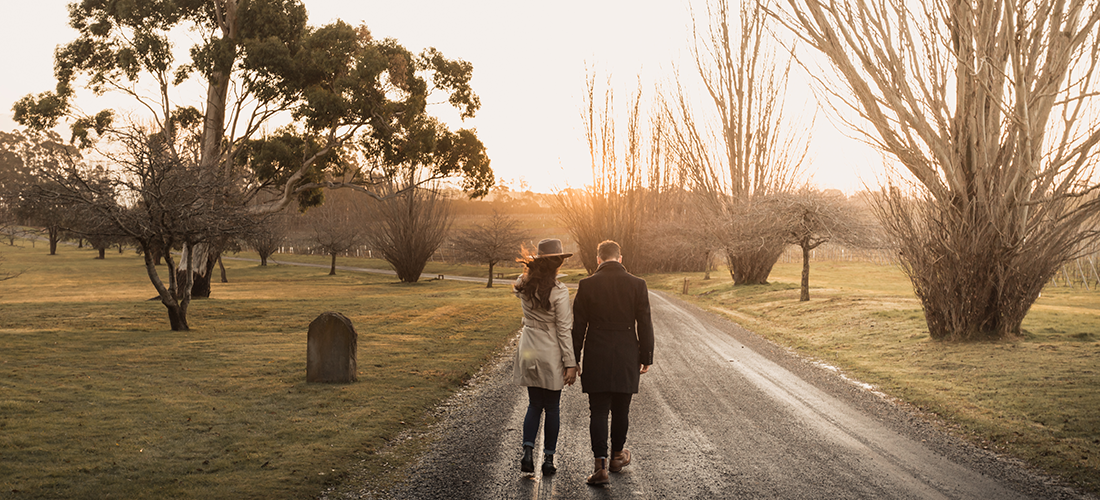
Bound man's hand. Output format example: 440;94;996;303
640;364;650;374
564;366;578;386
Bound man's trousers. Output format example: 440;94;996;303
588;392;633;458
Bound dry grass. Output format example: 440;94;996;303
10;238;1094;496
0;241;519;499
649;261;1100;495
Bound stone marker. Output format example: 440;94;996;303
306;312;358;383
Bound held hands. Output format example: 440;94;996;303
640;364;650;374
564;366;578;386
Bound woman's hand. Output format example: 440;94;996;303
564;366;578;386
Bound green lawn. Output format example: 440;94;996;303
648;260;1100;495
0;241;520;499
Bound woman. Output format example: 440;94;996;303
513;238;578;475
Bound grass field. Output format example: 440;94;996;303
0;241;520;499
3;241;1099;497
647;261;1100;495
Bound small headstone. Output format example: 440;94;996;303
306;312;358;383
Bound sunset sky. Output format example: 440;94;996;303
0;1;882;194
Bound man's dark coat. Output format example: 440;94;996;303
572;260;655;394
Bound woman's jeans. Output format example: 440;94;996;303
523;387;562;454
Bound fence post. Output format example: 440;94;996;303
1077;259;1090;291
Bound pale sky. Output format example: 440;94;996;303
0;1;880;194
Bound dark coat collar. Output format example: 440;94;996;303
595;260;626;274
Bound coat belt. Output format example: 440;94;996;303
522;317;554;330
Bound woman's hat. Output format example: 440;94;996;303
530;238;573;259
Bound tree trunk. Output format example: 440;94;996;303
891;197;1054;341
97;248;106;259
726;242;784;285
486;261;495;288
48;226;59;255
260;254;268;266
177;244;195;330
142;240;190;331
198;1;237;174
329;253;337;275
181;248;218;298
166;304;189;331
190;270;212;298
800;245;811;302
394;259;426;283
218;255;228;283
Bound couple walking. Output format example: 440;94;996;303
512;238;655;486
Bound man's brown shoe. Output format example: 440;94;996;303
609;449;631;473
586;458;610;485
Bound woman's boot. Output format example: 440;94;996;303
520;445;535;473
541;453;556;475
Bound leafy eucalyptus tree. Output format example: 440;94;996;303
13;0;493;294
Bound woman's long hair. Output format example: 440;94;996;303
515;254;564;311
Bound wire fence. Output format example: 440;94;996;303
777;242;1100;291
776;243;898;266
1049;255;1100;291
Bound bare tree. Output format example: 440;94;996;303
554;187;600;274
366;183;453;283
77;220;126;260
660;0;810;285
304;191;366;276
556;72;701;275
771;188;882;301
14;182;77;256
30;126;259;331
681;197;728;279
556;74;645;274
62;185;129;260
244;212;289;267
0;208;17;246
776;0;1100;340
451;211;528;287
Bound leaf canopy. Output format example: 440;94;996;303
13;0;493;209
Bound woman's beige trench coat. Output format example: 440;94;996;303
513;281;577;391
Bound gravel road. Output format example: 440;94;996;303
327;290;1092;500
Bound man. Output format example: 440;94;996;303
572;240;654;486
